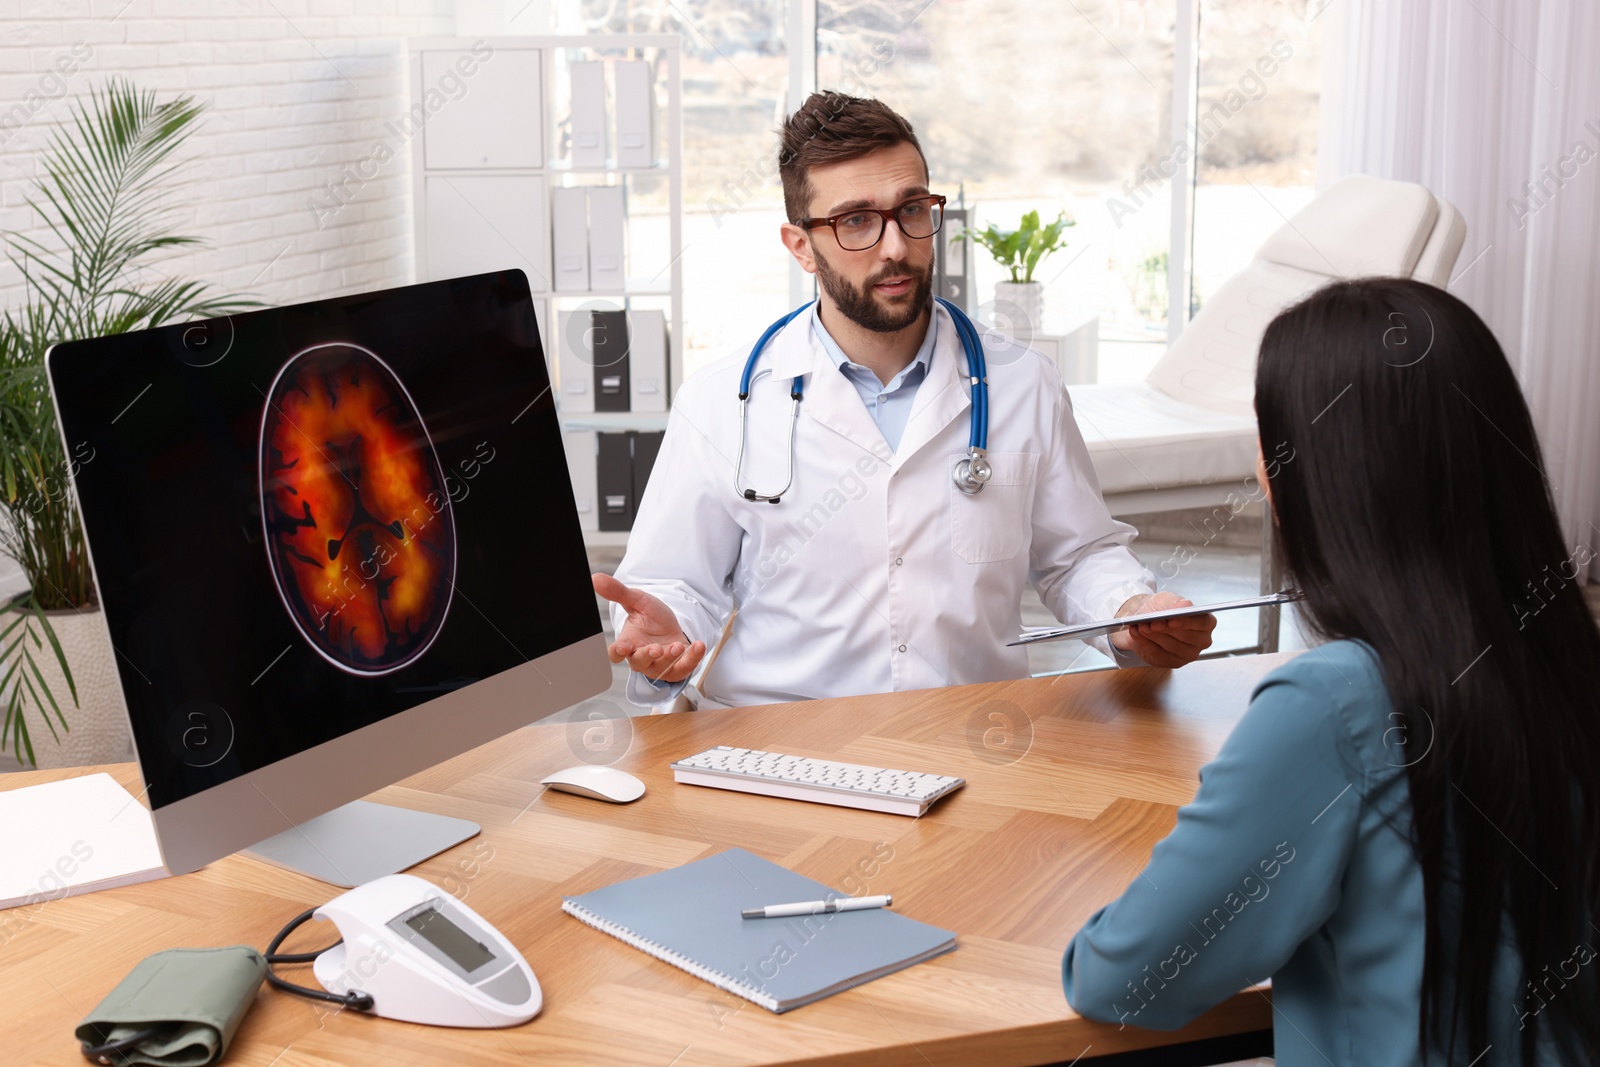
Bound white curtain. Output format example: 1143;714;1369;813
1318;0;1600;577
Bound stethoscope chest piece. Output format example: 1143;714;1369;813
953;447;991;495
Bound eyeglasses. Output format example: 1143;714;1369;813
799;194;947;252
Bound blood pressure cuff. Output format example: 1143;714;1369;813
76;946;266;1065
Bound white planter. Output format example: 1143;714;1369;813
5;605;132;769
992;281;1045;339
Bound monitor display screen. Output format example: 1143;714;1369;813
48;271;600;810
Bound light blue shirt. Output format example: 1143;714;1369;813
1063;639;1583;1065
809;303;934;452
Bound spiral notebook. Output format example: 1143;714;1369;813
561;848;956;1013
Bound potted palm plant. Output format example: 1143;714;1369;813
1;79;254;768
954;209;1075;331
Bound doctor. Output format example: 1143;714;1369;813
593;92;1215;709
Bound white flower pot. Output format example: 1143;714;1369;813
5;605;132;769
992;281;1045;338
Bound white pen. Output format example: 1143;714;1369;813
741;894;892;919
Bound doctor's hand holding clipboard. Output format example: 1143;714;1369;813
593;573;708;684
1107;591;1219;668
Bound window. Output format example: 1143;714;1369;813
819;0;1177;380
557;0;1323;382
1190;0;1324;316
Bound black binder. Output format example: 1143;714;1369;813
597;431;634;531
591;309;631;412
631;430;663;498
595;429;665;532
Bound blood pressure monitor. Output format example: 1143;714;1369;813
311;873;542;1027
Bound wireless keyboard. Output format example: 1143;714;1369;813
668;746;965;817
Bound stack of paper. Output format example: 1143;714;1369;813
0;772;167;910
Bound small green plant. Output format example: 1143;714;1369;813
954;209;1076;283
0;78;255;765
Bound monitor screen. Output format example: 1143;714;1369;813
48;271;601;811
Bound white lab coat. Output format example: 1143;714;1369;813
612;302;1155;708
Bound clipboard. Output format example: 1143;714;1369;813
1008;590;1304;647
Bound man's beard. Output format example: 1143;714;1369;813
813;250;934;334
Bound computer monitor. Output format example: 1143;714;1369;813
46;270;611;884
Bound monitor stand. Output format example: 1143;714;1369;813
242;800;480;887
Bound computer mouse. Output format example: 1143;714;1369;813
540;765;646;803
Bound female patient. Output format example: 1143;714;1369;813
1063;278;1599;1065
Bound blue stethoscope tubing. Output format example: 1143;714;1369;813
733;296;991;503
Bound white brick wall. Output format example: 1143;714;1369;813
0;0;457;313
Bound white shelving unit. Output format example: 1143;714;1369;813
409;34;684;550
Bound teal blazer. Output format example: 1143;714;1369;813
1063;640;1584;1065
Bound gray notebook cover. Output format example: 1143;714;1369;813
562;848;957;1012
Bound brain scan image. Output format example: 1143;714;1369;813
260;343;455;675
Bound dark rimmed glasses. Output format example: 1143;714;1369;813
799;194;947;252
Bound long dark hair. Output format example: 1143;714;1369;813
1255;277;1600;1064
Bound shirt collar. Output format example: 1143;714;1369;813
809;301;936;390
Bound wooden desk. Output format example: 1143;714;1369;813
2;653;1296;1066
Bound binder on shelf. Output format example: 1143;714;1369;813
557;309;595;414
586;430;663;534
563;429;599;533
533;297;552;378
551;185;590;292
597;431;634;532
614;60;656;168
569;60;608;167
591;309;631;413
628;309;669;413
588;185;627;291
632;430;663;505
936;206;973;313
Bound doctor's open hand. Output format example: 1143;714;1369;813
1110;591;1217;668
592;573;708;684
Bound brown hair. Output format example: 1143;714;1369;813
778;92;926;223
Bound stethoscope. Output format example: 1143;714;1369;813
733;296;991;504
